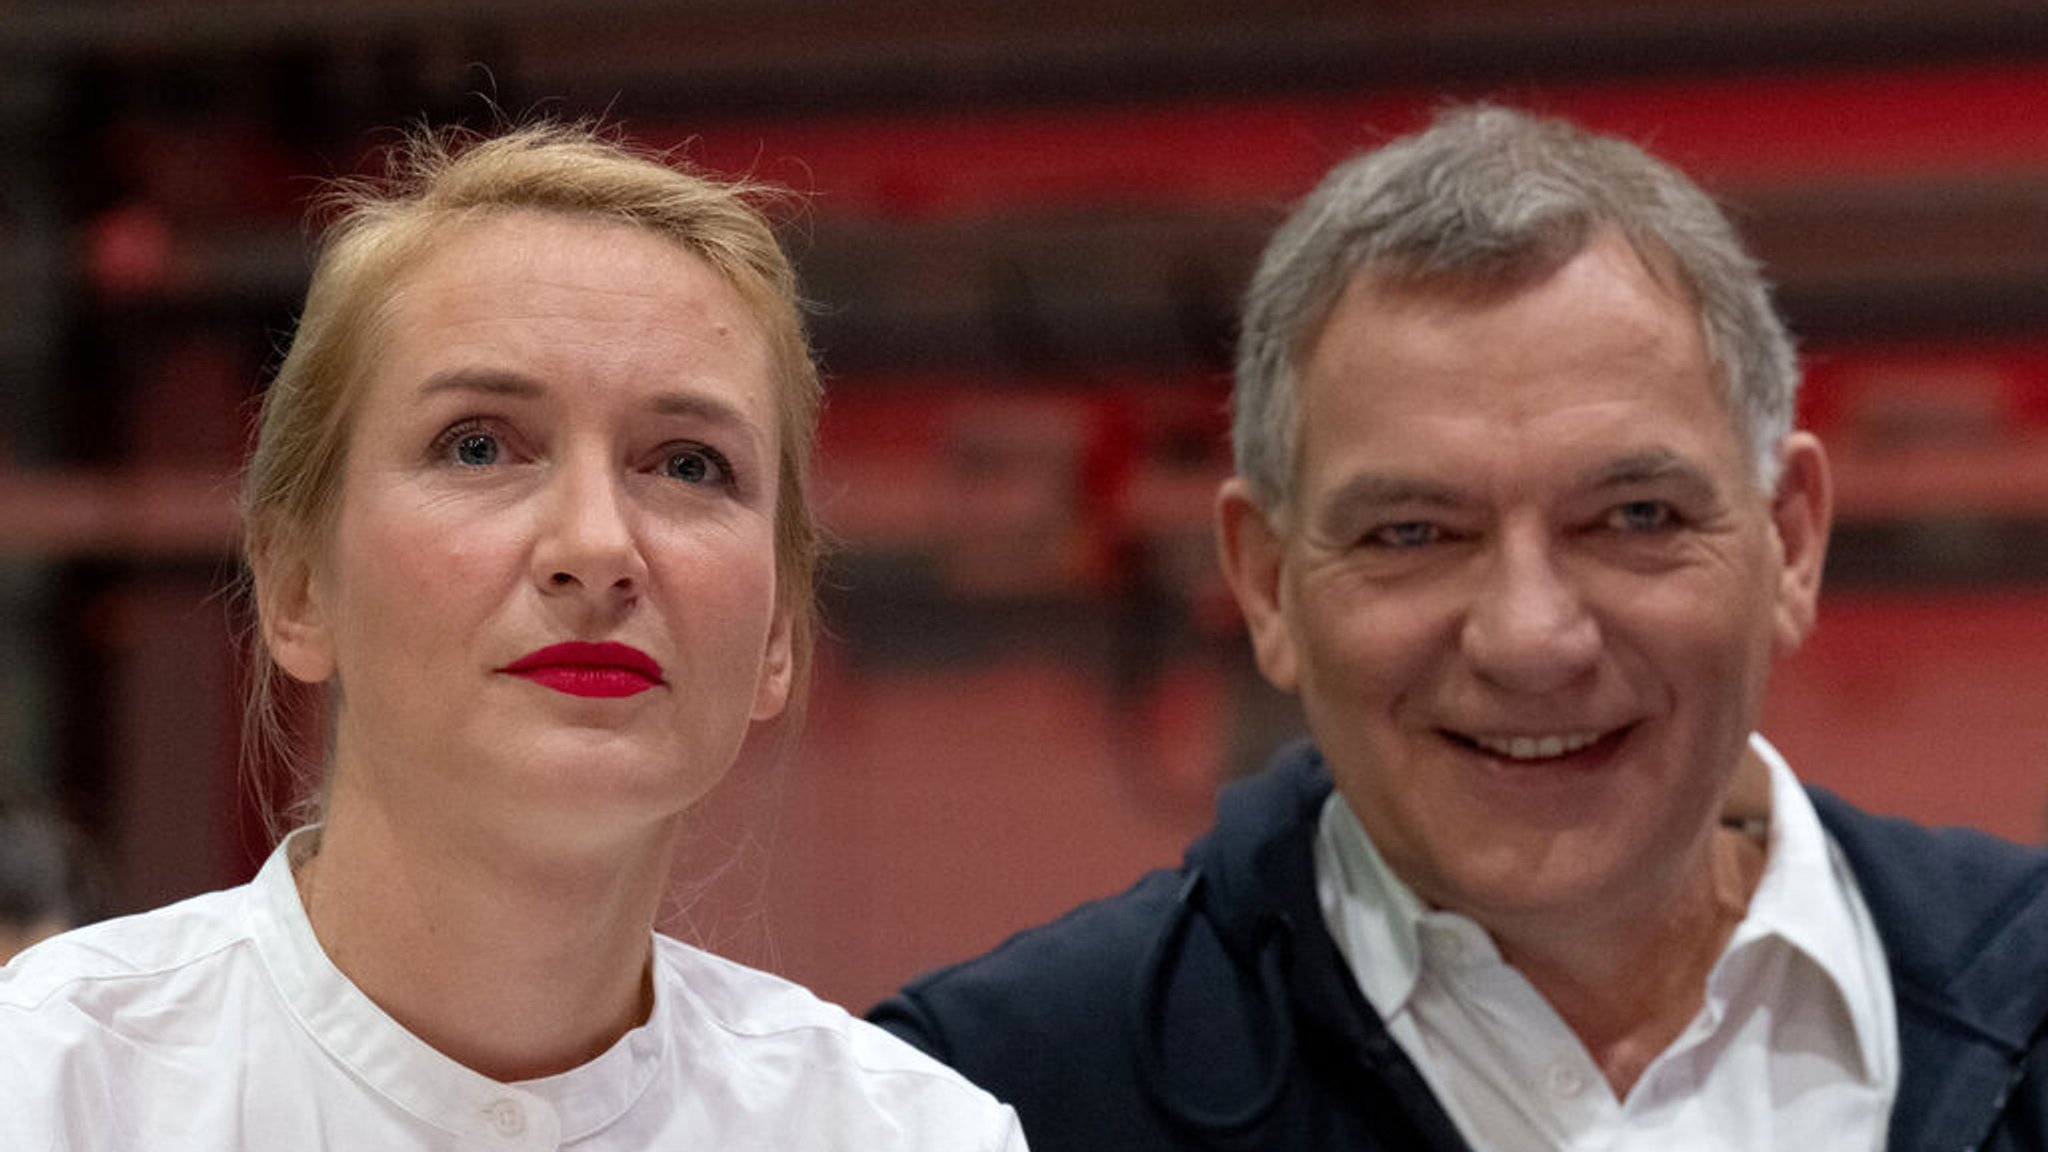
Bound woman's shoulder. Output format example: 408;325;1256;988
1;882;258;1020
649;936;1025;1147
650;934;953;1071
0;882;271;1146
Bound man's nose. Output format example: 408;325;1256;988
1458;529;1601;695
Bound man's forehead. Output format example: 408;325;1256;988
1287;250;1750;522
1343;227;1697;318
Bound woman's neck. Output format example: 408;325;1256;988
293;790;676;1082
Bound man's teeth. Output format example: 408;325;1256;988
1473;731;1604;760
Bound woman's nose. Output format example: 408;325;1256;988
531;459;648;600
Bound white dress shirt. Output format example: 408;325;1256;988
0;830;1026;1152
1314;734;1897;1151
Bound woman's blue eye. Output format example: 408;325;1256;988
663;446;729;486
454;432;499;467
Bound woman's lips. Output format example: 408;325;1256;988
499;642;663;698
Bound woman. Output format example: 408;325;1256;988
0;122;1026;1150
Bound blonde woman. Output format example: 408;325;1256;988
1;123;1026;1151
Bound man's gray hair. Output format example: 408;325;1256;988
1233;104;1798;513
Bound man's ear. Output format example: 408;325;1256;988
1216;476;1301;694
1768;432;1833;655
751;600;795;722
253;544;336;685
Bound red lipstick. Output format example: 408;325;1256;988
500;642;663;698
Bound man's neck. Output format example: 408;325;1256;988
1486;818;1767;1098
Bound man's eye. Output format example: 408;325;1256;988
662;445;732;487
1607;500;1675;533
452;432;499;467
1365;521;1442;549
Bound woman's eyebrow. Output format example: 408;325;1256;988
415;368;545;402
648;390;757;435
413;372;759;438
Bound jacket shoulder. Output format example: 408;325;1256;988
1811;788;2048;992
871;745;1333;1068
869;867;1194;1152
1813;791;2048;1150
871;865;1187;1064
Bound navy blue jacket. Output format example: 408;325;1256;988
871;743;2048;1151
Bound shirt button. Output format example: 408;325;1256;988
484;1099;527;1138
1546;1060;1589;1099
1425;925;1467;964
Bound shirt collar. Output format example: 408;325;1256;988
1732;734;1895;1082
246;827;669;1144
1313;787;1430;1020
1313;732;1892;1080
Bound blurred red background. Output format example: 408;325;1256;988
0;9;2042;1012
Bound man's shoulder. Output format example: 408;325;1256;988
870;743;1334;1062
1811;789;2048;924
1812;790;2048;1149
873;865;1191;1057
1812;788;2048;998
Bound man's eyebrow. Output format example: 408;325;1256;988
1305;451;1728;526
1309;472;1466;535
1323;473;1465;510
1585;450;1720;498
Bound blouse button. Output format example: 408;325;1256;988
484;1098;527;1138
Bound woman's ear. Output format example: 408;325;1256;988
750;602;795;723
254;544;336;685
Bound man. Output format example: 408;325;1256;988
870;106;2048;1150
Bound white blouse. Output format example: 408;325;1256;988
0;832;1027;1151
